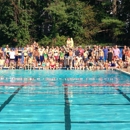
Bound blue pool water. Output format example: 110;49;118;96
0;70;130;130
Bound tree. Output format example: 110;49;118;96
0;0;129;46
44;0;68;38
61;1;99;44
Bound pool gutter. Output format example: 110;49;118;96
114;68;130;76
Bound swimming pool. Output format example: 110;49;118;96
0;70;130;130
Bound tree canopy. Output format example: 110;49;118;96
0;0;129;46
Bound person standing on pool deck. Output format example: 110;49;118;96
78;46;84;57
5;49;10;67
98;47;104;61
0;47;4;59
122;45;127;61
107;48;113;62
33;47;40;67
15;48;19;68
4;45;10;57
68;48;73;65
39;47;44;65
18;47;22;63
75;47;80;57
125;47;130;65
28;45;33;57
23;47;28;65
113;45;120;60
83;48;89;62
9;48;15;66
103;46;108;61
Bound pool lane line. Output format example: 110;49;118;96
63;83;130;87
105;81;130;102
64;87;71;130
0;85;24;112
0;82;38;86
1;121;130;124
1;91;130;94
7;103;130;106
116;88;130;102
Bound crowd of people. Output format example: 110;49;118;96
0;39;130;70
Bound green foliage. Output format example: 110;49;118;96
16;28;30;47
53;35;66;46
44;0;68;37
63;1;99;45
101;18;125;37
39;35;66;47
102;1;111;6
102;18;124;27
39;36;52;46
0;0;129;46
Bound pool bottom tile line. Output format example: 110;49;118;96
64;87;71;130
105;81;130;102
116;89;130;102
0;85;24;112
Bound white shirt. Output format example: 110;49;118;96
10;51;15;59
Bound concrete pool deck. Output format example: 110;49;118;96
114;67;130;76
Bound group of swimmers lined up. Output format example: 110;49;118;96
0;41;130;70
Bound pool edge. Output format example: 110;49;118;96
114;68;130;76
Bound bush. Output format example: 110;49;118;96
39;35;66;47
